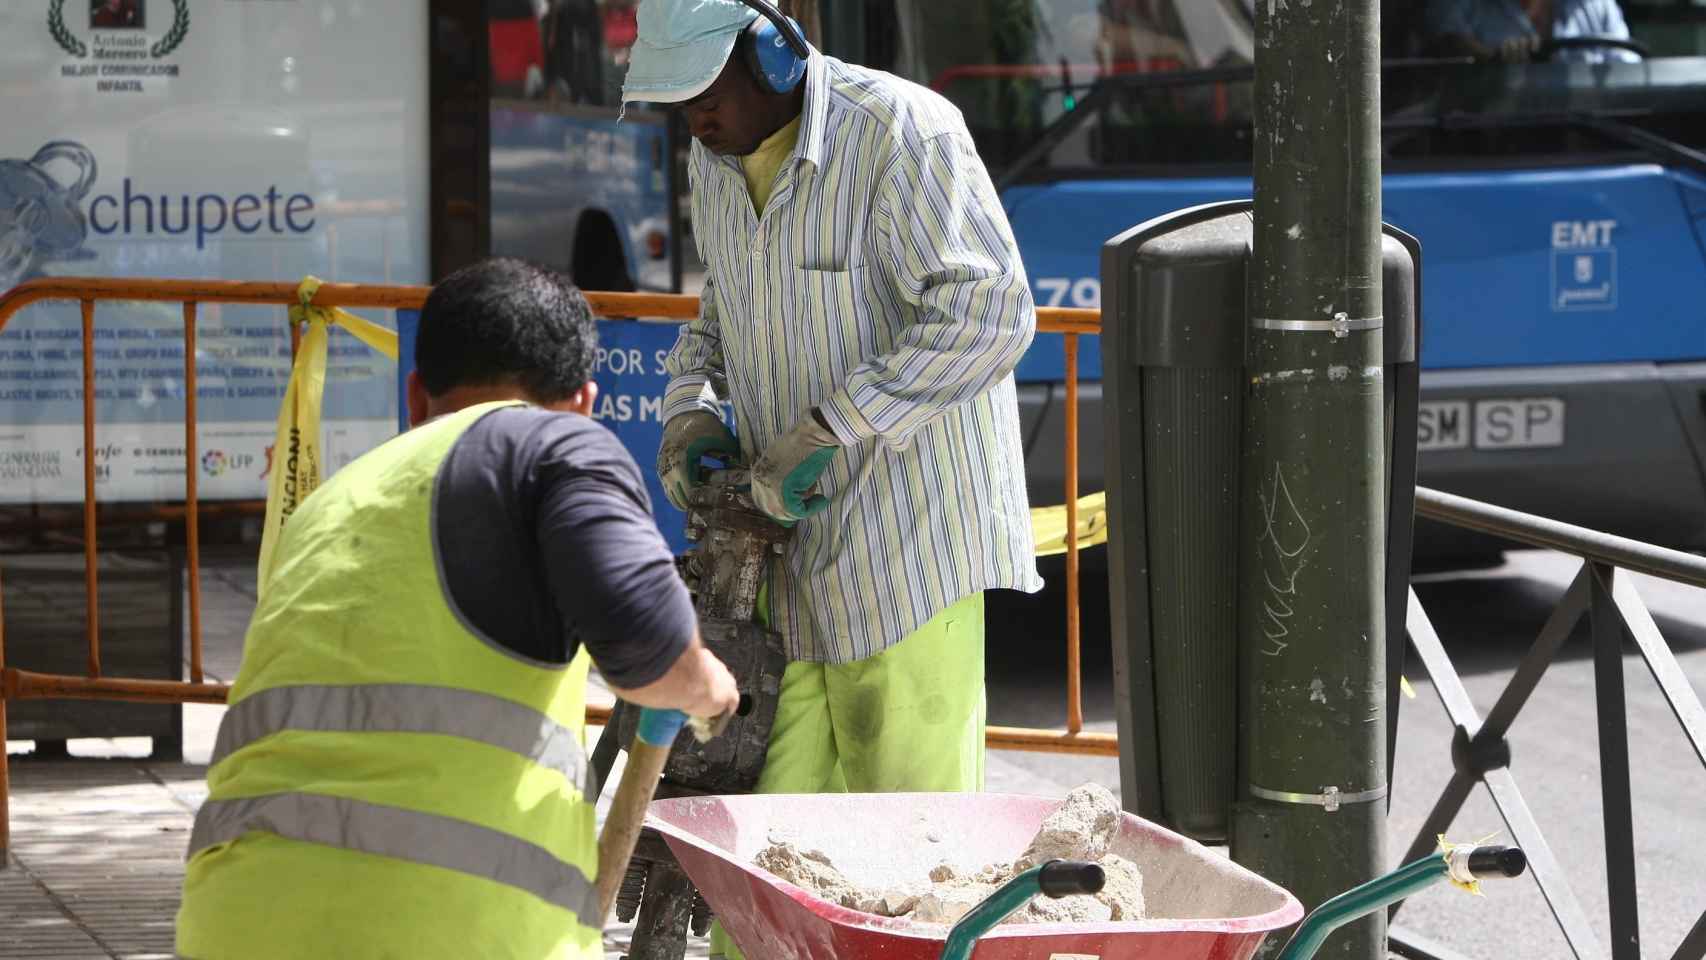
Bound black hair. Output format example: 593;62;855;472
415;258;597;403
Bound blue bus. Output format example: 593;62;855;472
443;0;679;295
424;0;694;545
818;0;1706;557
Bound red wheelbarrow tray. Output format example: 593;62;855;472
646;793;1306;960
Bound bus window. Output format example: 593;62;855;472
1384;1;1706;164
490;0;547;98
838;0;1705;179
482;0;676;294
490;0;640;107
849;0;1256;174
540;0;605;104
1082;0;1256;167
1625;0;1706;56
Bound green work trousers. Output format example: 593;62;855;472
709;591;987;959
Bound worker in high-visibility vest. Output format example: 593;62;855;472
175;257;740;960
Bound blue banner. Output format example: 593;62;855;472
397;309;419;434
395;314;719;556
585;318;704;555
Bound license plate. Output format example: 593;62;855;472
1418;401;1470;451
1419;398;1565;451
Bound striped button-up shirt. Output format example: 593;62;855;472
663;50;1044;663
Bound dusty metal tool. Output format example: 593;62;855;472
591;467;789;960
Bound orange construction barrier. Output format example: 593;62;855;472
0;277;1110;862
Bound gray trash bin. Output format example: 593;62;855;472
1101;199;1419;843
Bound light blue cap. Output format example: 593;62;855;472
621;0;760;105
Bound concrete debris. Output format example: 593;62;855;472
752;784;1146;927
753;841;866;912
1013;781;1123;870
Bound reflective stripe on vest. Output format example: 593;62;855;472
188;792;602;929
210;683;595;802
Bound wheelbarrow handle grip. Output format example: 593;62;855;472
938;861;1106;960
1274;845;1529;960
1465;845;1527;879
1038;860;1107;899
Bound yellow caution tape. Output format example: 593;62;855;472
256;277;399;595
1030;491;1110;557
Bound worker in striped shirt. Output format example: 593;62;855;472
624;4;1041;940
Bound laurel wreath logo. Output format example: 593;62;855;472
47;0;87;58
151;0;190;58
49;0;190;59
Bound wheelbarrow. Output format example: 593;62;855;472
644;792;1526;960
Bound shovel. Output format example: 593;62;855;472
593;707;732;923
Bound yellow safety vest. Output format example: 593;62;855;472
176;401;601;960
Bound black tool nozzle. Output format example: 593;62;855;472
1467;846;1528;879
1038;860;1106;898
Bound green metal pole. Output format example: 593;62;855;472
1232;0;1387;956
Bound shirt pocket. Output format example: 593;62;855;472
788;265;881;390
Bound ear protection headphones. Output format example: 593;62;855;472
738;0;810;95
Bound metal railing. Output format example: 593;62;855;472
1394;487;1706;960
0;277;1111;862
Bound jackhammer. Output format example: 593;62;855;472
589;467;790;960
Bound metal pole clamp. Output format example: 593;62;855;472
1248;782;1389;813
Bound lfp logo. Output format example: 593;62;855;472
0;139;316;289
202;449;256;477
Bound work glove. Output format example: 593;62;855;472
657;411;739;511
751;410;842;524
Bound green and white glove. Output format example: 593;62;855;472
657;411;739;511
752;410;842;524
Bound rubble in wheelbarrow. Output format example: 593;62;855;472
752;783;1146;927
753;841;872;911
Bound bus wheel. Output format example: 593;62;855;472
572;211;635;294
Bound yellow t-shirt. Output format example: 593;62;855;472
740;115;802;215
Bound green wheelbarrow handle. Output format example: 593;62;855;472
939;860;1106;960
1275;845;1528;960
937;846;1525;960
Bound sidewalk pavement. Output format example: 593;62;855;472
3;752;699;959
2;554;1101;959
